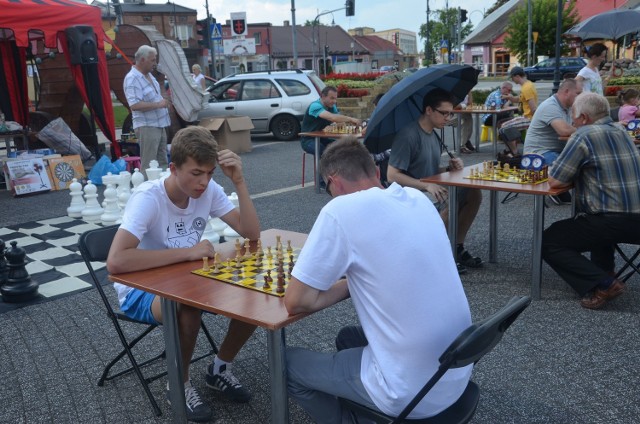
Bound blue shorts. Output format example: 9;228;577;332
120;289;160;325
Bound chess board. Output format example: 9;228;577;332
0;216;108;312
465;164;548;185
192;247;300;297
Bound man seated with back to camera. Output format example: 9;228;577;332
386;88;483;274
523;78;582;205
542;92;640;310
285;137;473;422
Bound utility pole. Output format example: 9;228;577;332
457;7;461;64
527;0;532;67
446;0;449;63
552;0;562;94
426;0;430;65
291;0;298;66
205;0;216;78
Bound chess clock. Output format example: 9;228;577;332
520;154;546;171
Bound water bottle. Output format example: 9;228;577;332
490;101;496;110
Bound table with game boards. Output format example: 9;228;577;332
452;106;519;156
110;229;309;423
299;129;362;193
422;162;571;300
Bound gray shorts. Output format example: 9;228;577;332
426;186;470;213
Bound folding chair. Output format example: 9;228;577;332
78;225;218;416
614;243;640;283
339;295;532;424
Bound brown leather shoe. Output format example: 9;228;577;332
580;279;626;310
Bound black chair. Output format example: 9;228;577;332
339;295;532;424
78;225;218;416
614;243;640;283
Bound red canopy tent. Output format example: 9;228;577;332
0;0;120;157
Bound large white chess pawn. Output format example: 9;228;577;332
67;178;85;218
117;171;132;210
100;178;121;225
81;180;104;222
223;226;241;243
131;167;144;190
146;160;162;181
202;217;220;244
101;173;117;208
209;217;228;237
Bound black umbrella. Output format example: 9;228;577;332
565;9;640;40
364;64;479;153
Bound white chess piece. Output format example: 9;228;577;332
101;173;117;208
202;218;220;244
67;178;85;218
131;168;144;190
146;160;162;181
209;217;228;237
100;179;121;225
223;226;241;243
228;192;239;208
117;171;132;210
81;180;104;222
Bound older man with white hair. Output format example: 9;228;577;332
542;92;640;309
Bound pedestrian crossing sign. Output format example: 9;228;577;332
210;23;223;41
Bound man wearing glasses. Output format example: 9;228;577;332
386;88;483;273
285;138;472;422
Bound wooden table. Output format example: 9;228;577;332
299;131;362;193
422;166;570;300
452;106;518;156
110;229;309;423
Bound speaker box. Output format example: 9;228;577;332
65;26;98;65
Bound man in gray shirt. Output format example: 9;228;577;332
523;78;582;164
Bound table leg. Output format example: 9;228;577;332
314;137;321;193
448;186;459;256
162;298;187;423
473;114;481;152
492;114;499;157
267;328;289;423
489;191;498;263
531;194;545;300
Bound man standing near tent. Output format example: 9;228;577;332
124;45;171;177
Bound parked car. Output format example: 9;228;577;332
378;65;397;74
403;67;419;74
523;57;587;82
198;69;325;141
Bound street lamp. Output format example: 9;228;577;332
311;10;338;73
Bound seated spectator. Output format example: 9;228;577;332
481;82;515;128
542;92;640;309
617;88;640;125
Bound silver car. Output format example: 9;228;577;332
198;69;325;141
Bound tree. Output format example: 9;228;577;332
504;0;579;63
418;8;473;64
485;0;511;17
303;19;329;26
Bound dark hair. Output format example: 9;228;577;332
586;42;607;59
618;88;640;105
422;88;454;114
321;86;338;96
170;126;218;167
319;137;377;183
510;66;525;78
563;72;577;79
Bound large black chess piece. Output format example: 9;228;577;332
0;239;7;285
0;241;39;303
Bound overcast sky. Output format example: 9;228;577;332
155;0;499;36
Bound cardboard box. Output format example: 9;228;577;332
3;157;52;196
46;155;86;190
199;116;254;154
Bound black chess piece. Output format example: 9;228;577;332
0;239;7;285
0;241;39;303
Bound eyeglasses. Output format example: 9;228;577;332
433;108;454;118
325;176;333;196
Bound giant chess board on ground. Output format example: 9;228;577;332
0;216;107;304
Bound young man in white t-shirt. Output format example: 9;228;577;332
107;126;260;422
285;138;472;421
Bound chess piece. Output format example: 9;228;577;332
209;218;228;238
81;180;104;222
276;273;285;294
131;167;145;190
117;171;132;210
0;241;39;303
223;226;241;244
146;160;162;181
202;218;221;244
202;257;210;272
67;178;85;218
0;239;7;285
212;253;220;273
263;275;271;289
228;192;239;208
100;178;121;225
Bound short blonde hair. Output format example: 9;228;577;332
192;64;201;72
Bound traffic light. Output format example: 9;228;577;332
460;9;468;23
345;0;355;17
196;19;210;48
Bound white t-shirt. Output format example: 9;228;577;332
193;73;205;89
577;66;603;95
292;183;473;418
113;177;235;304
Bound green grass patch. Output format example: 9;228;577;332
83;105;129;129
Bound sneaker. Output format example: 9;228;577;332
206;363;252;403
549;192;572;206
457;248;484;268
457;263;467;275
166;382;213;423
